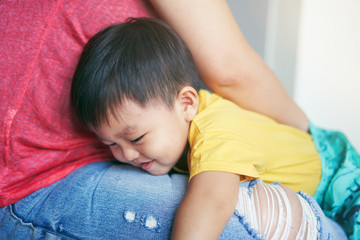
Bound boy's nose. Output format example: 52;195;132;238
122;147;140;162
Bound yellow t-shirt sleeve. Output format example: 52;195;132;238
188;130;266;181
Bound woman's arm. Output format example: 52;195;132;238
150;0;309;131
171;171;239;240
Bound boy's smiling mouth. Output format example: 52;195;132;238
141;160;154;170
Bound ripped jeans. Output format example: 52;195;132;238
0;162;346;239
235;180;346;239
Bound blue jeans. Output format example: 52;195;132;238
0;161;346;239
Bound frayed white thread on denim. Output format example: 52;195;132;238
298;191;322;239
123;211;161;232
236;181;319;240
263;184;276;237
296;196;318;239
237;184;259;230
123;211;136;223
254;184;262;234
262;184;293;239
141;215;161;232
144;216;158;229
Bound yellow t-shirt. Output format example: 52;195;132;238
187;89;321;195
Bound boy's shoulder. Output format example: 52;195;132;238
196;89;276;126
191;89;288;144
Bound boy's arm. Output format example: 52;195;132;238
171;171;240;240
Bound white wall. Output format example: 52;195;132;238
264;0;301;96
228;0;299;95
227;0;268;58
294;0;360;150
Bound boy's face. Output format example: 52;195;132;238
93;88;198;175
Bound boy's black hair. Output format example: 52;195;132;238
71;17;201;129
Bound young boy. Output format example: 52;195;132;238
71;17;359;239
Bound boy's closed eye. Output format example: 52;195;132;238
101;134;146;147
130;134;145;144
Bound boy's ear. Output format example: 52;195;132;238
176;86;199;122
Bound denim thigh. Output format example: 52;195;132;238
0;161;253;240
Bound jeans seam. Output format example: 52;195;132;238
234;210;264;240
8;205;77;240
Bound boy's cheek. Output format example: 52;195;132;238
110;148;124;162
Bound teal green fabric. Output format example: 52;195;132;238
310;122;360;240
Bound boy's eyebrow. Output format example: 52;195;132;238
115;125;139;138
96;125;140;142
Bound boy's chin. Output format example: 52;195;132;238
146;167;171;176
